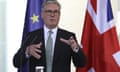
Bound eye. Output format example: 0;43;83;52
45;10;52;13
54;10;60;14
44;10;60;15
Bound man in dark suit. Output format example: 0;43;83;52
13;0;86;72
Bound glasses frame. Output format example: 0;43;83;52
44;10;60;15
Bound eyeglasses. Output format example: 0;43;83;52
44;10;60;15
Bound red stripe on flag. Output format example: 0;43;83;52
91;0;97;13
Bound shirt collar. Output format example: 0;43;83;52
44;25;58;34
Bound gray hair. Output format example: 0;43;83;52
41;0;61;11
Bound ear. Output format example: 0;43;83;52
41;12;44;18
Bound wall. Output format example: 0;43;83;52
6;0;26;72
118;0;120;11
0;0;6;72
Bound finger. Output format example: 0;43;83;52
39;42;42;46
36;42;42;47
30;48;41;59
69;36;79;48
33;52;41;59
35;49;42;54
70;36;74;40
34;42;42;48
69;36;75;44
60;38;70;45
28;46;38;55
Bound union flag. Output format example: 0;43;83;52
76;0;120;72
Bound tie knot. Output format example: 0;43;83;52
49;30;53;35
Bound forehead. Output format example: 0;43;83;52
44;3;60;10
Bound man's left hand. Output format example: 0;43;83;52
60;36;78;49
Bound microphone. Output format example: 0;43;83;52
35;66;44;72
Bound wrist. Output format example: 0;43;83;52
25;47;30;58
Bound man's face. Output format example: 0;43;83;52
42;3;60;29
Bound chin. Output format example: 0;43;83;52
49;25;57;28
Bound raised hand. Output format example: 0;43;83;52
60;36;78;49
26;42;42;59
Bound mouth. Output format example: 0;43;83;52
49;19;56;22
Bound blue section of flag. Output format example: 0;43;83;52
18;61;29;72
107;0;113;21
18;0;45;72
22;0;45;42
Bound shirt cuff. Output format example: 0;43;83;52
25;51;30;58
72;47;79;53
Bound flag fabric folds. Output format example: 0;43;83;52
18;0;45;72
76;0;120;72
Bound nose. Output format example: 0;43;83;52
50;13;55;17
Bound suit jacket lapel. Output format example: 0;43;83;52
52;29;61;65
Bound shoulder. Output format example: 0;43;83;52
25;28;43;39
28;28;43;35
58;28;75;35
58;28;76;39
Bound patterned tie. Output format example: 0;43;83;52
46;30;53;72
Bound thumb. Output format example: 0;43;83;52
60;38;70;45
35;42;42;48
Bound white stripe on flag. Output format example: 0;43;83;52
113;51;120;67
87;0;114;34
88;67;96;72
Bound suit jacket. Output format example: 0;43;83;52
13;28;86;72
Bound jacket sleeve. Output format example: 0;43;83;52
71;34;86;67
13;46;28;68
13;32;34;68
